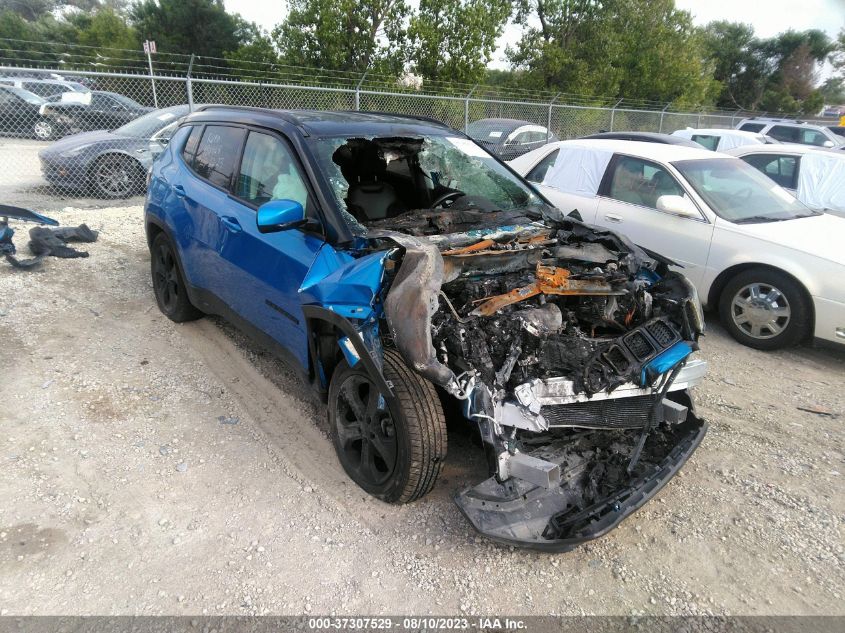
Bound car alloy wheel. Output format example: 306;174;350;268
334;374;398;487
33;120;53;140
151;240;181;315
93;155;139;198
729;282;791;340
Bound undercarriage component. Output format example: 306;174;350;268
455;412;707;551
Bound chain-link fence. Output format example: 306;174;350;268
0;62;838;208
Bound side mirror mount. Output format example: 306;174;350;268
256;199;306;233
656;194;699;219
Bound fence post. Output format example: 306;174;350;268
354;71;368;111
697;108;702;128
658;102;670;133
464;84;478;130
730;109;741;127
547;92;561;141
609;99;623;132
186;54;195;112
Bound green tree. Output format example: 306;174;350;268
224;17;279;77
703;24;833;112
271;0;408;74
408;0;512;85
68;7;137;50
130;0;240;58
701;21;769;109
509;0;717;106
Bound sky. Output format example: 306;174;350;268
224;0;845;72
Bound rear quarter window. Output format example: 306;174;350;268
739;123;765;133
181;125;203;166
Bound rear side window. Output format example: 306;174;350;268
193;125;246;189
691;134;720;151
800;129;828;146
526;149;559;183
181;125;202;166
741;154;798;189
739;123;765;133
768;125;800;143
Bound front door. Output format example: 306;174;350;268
593;154;714;286
215;129;323;366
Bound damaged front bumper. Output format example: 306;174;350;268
455;409;707;551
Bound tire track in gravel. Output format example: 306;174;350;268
176;318;393;532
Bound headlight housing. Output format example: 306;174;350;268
59;145;89;158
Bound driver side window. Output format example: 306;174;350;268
235;131;309;209
607;156;684;209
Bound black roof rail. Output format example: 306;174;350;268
356;110;452;128
188;105;452;130
190;104;306;127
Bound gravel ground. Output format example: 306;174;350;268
0;205;843;616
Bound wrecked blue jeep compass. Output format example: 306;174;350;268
144;107;707;550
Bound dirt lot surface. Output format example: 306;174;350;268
1;205;843;616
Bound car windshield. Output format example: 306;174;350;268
114;106;188;138
5;86;45;105
309;133;547;230
465;120;515;142
102;92;143;109
673;157;814;223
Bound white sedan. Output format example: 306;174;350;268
723;144;845;219
671;127;771;151
509;139;845;350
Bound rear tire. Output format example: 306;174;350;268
329;349;447;503
150;232;202;323
91;154;144;199
33;119;54;140
719;267;810;350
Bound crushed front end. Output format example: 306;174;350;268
370;210;707;551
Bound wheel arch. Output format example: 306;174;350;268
302;305;395;403
87;151;145;185
708;262;815;335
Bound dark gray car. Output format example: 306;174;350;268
39;105;189;198
466;118;558;160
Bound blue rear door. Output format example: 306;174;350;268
172;124;247;291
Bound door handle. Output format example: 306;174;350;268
604;213;623;223
172;184;186;198
221;216;242;233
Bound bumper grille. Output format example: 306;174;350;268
541;395;655;429
647;319;678;347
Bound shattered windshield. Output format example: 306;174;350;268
308;134;547;231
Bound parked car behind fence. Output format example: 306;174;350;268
39;104;189;198
466;118;558;160
0;84;66;140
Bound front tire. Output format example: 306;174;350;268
329;349;447;503
150;232;202;323
719;267;810;350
